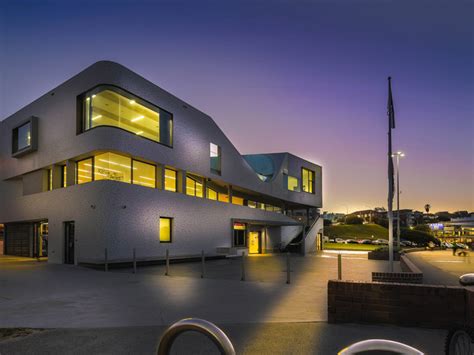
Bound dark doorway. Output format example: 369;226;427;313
64;221;75;264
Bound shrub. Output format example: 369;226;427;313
345;215;363;225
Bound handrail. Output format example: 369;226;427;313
157;318;236;355
338;339;423;355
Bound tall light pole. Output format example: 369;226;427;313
392;151;405;249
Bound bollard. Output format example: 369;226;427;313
133;248;137;274
241;253;246;281
165;249;170;276
338;253;342;280
201;250;205;279
104;248;108;272
286;252;291;284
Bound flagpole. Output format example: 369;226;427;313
387;77;394;272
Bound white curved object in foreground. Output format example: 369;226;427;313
338;339;423;355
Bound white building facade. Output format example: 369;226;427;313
0;61;323;265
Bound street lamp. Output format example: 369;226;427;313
392;151;405;249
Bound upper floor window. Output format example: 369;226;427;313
302;168;315;193
133;160;156;188
207;187;218;200
164;168;177;192
47;169;53;191
12;117;38;158
82;86;173;146
287;175;300;192
186;176;203;198
61;165;67;187
210;143;221;175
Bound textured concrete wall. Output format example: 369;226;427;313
328;280;471;329
0;180;300;263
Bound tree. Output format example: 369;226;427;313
323;219;332;227
414;224;431;233
345;215;363;225
424;204;431;213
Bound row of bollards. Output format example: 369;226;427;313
101;248;333;284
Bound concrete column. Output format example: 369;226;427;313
177;170;186;194
66;160;76;187
202;178;208;198
156;164;165;190
227;185;233;202
52;165;62;189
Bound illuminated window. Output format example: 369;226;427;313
47;169;53;191
232;196;244;206
82;86;173;146
207;187;218;200
164;168;177;192
159;217;172;243
218;193;229;203
210;143;221;174
186;176;203;197
62;165;67;187
133;160;156;188
302;168;315;193
94;152;131;183
287;176;299;191
257;202;265;210
77;158;93;184
247;200;257;208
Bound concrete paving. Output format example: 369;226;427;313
0;252;392;328
406;250;474;286
0;322;447;355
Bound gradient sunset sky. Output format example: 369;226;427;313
1;0;472;213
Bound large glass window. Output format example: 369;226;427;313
82;86;173;146
233;223;246;247
218;193;229;203
232;196;244;206
247;200;257;208
287;176;300;191
210;143;221;174
77;158;93;184
62;165;67;187
133;160;156;188
186;176;203;197
159;217;172;243
164;168;177;192
94;152;131;183
47;169;53;191
16;122;31;151
302;168;315;193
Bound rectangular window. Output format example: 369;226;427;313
186;176;203;197
61;165;67;187
210;143;221;174
159;217;172;243
47;169;53;191
164;168;177;192
287;176;300;191
247;200;257;208
82;86;173;146
233;223;246;247
232;196;244;206
133;160;156;188
257;202;265;210
218;193;229;203
302;168;315;193
94;152;131;183
77;158;93;184
207;187;218;200
12;117;38;157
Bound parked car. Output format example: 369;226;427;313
373;239;389;245
358;239;373;244
442;242;454;248
454;243;469;249
344;239;359;244
335;238;345;244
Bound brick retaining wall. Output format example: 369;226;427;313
328;280;472;329
371;255;423;284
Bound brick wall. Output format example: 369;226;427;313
371;255;423;284
328;280;472;329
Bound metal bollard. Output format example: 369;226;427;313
133;248;137;274
165;249;170;276
338;253;342;280
104;248;108;272
241;253;246;281
286;252;291;284
201;250;205;279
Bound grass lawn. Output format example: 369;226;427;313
323;242;380;251
325;224;388;240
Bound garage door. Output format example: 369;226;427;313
5;223;33;257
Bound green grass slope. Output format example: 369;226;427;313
324;224;388;240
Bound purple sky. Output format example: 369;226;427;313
1;0;473;213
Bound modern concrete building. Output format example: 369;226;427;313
0;61;323;264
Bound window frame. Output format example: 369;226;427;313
186;175;203;198
210;142;221;175
159;217;173;243
301;167;315;194
132;159;157;188
12;116;38;158
79;84;174;148
61;165;67;187
76;157;94;185
164;168;177;192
